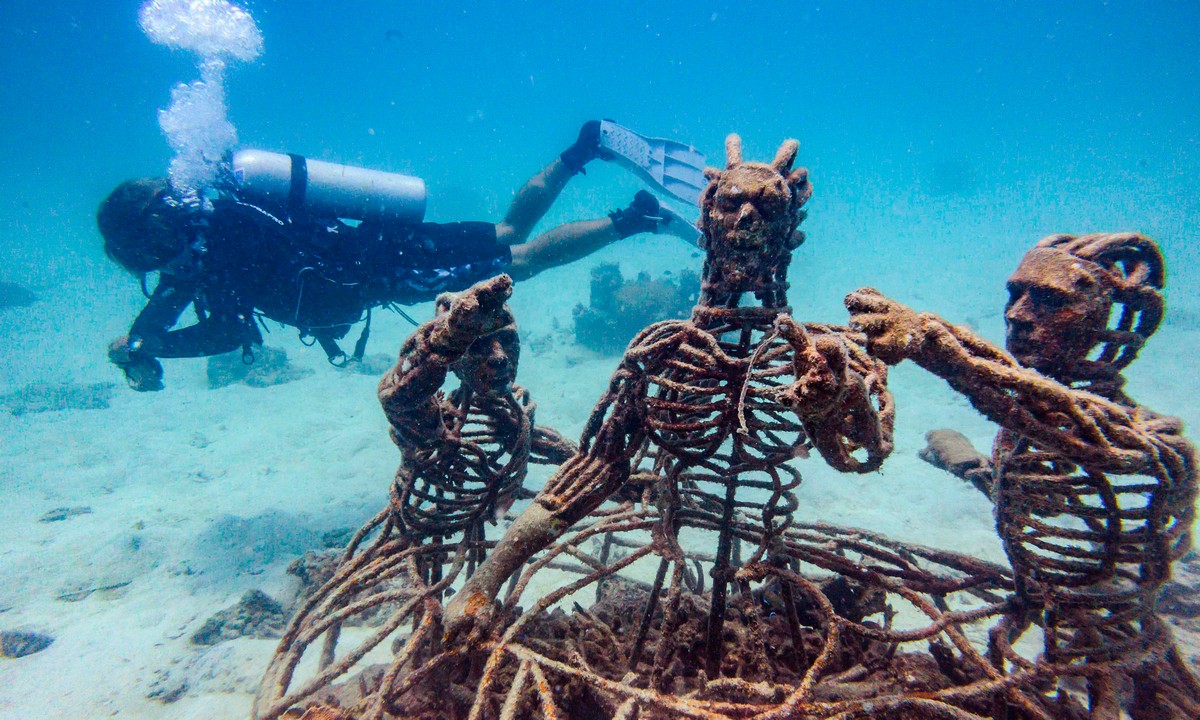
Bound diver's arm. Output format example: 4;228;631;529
378;275;515;448
129;276;247;359
847;288;1162;473
109;275;197;391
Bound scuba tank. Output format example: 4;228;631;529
231;149;426;224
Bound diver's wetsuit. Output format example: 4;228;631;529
128;198;511;362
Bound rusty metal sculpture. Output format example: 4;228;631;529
441;133;897;656
847;232;1200;717
254;142;1198;720
254;275;576;720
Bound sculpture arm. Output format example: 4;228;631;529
378;275;514;447
530;425;579;465
847;288;1168;474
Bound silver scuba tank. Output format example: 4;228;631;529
231;149;426;223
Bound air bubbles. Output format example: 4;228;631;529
138;0;262;206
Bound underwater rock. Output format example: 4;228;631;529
286;550;342;606
0;382;115;416
38;506;93;523
0;281;37;310
206;345;312;389
191;589;286;645
1161;552;1200;619
0;629;53;658
573;263;698;354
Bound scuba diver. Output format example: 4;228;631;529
99;121;706;391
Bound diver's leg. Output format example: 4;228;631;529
496;159;579;246
496;122;602;245
507;218;618;281
506;191;671;281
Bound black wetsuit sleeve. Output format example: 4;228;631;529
130;274;248;359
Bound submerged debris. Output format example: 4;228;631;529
38;506;93;523
573;262;697;354
206;345;312;389
0;630;53;658
0;382;115;416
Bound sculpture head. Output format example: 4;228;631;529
1004;233;1164;386
434;293;520;394
697;135;812;304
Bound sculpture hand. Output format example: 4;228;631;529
432;274;515;353
844;288;926;365
774;317;848;419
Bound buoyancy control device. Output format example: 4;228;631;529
231;149;426;224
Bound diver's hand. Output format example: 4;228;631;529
845;288;926;365
108;336;165;392
431;275;515;353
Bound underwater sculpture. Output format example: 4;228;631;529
848;233;1200;717
254;274;576;719
254;139;1198;720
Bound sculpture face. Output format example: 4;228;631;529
699;135;811;295
1004;248;1112;377
452;329;519;393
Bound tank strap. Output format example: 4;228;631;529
286;153;309;223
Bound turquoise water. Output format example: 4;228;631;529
0;2;1198;716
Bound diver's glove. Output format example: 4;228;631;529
559;120;605;174
609;190;668;238
108;336;165;392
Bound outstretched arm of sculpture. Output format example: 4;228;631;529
378;275;515;448
846;288;1176;475
443;359;652;642
919;429;994;496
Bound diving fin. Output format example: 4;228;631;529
657;202;703;249
599;120;707;207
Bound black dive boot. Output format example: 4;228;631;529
609;190;666;238
559;120;603;174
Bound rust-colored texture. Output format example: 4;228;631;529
254;274;576;720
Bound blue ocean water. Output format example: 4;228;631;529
0;1;1198;715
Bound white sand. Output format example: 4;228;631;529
1;170;1197;719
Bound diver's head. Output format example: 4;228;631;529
97;178;193;274
1004;233;1164;387
697;135;811;305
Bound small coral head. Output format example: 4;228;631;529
698;135;812;293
